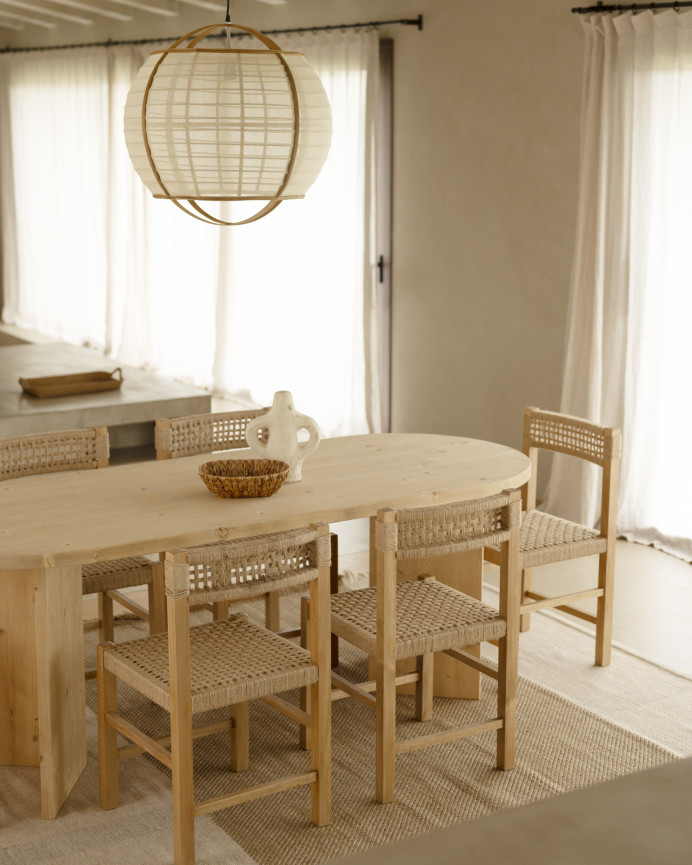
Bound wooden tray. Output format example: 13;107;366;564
19;368;123;398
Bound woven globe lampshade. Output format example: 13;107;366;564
124;22;332;226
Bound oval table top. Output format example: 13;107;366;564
0;433;530;570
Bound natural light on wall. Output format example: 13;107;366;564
0;30;380;437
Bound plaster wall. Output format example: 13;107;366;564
1;0;585;458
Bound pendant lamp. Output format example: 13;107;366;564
123;8;332;226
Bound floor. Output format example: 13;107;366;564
483;539;692;676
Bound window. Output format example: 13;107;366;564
0;29;385;437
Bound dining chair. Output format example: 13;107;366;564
154;409;278;624
0;427;165;677
155;408;340;662
484;407;622;667
325;490;521;804
97;523;332;865
154;407;269;461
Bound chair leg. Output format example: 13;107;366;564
595;550;614;667
169;595;196;865
520;567;533;632
229;703;249;772
414;574;434;722
98;591;114;644
264;591;280;631
375;514;397;804
309;566;331;826
97;644;119;810
496;630;517;770
148;562;167;634
310;674;331;825
299;595;311;751
171;733;196;865
375;649;397;803
414;652;433;722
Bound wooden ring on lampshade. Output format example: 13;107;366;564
129;22;329;226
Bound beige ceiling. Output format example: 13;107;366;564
0;1;287;39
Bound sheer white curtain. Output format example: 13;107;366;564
544;10;692;561
0;29;380;437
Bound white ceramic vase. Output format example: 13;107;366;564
245;391;321;483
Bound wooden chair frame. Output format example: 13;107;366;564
154;408;285;627
97;523;332;865
155;410;341;664
154;408;269;461
322;491;521;804
485;407;622;666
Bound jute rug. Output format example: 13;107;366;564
1;586;689;865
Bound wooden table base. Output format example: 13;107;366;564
0;566;86;819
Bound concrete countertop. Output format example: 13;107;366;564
0;342;211;444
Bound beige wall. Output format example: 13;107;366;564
2;0;585;456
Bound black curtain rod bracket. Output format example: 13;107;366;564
573;2;692;13
0;14;423;54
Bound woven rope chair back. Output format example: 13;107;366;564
165;527;331;605
0;427;109;480
376;492;521;560
155;408;269;459
523;407;622;467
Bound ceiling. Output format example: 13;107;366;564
0;1;288;38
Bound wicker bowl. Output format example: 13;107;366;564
198;458;290;498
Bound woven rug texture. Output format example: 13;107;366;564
1;585;690;865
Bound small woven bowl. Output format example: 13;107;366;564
198;458;290;498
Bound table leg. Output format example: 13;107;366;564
368;517;482;700
0;566;86;819
0;569;40;767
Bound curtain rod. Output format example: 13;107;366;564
0;14;423;54
572;2;692;13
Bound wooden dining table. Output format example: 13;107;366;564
0;432;530;819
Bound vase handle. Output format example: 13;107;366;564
245;416;268;452
297;415;321;456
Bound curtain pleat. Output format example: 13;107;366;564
545;10;692;561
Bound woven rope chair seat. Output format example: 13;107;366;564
525;510;605;568
81;556;154;595
104;616;317;713
486;510;606;568
331;580;506;661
